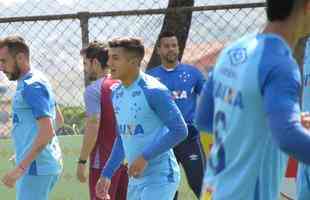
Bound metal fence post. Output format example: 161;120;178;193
78;11;90;86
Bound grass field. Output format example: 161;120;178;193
0;135;196;200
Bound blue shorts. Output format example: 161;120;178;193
16;174;59;200
127;181;179;200
297;164;310;200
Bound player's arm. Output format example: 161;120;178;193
194;67;206;95
142;87;188;160
76;86;101;182
78;87;101;163
100;134;125;179
260;60;310;164
195;71;214;133
19;82;56;171
55;104;64;130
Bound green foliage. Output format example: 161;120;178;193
58;106;85;135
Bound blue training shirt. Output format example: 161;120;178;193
195;33;310;200
296;41;310;200
12;69;62;175
101;72;188;186
147;63;205;125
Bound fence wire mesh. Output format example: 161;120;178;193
0;2;309;200
0;3;279;137
0;2;307;139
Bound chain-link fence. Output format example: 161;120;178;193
0;2;308;138
0;2;309;199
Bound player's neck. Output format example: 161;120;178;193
97;67;110;78
162;61;177;70
122;69;140;87
19;65;31;77
263;22;300;50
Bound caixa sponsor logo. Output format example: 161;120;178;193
172;90;188;100
119;124;144;136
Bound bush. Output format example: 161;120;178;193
57;106;85;135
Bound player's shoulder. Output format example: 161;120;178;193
22;70;50;91
138;72;169;93
178;63;203;75
85;79;100;95
259;34;292;58
258;34;296;71
110;81;123;94
146;65;162;75
138;73;172;104
102;76;120;90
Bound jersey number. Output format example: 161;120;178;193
209;111;226;174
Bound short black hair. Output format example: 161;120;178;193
266;0;308;21
158;31;177;41
80;41;108;69
108;37;145;61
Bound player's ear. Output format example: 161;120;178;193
93;58;100;68
156;45;161;55
302;0;310;14
15;52;26;64
130;57;140;66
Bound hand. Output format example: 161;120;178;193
9;154;16;166
76;163;87;183
96;176;111;200
128;155;148;178
1;166;24;188
301;112;310;129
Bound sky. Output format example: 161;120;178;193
0;0;76;6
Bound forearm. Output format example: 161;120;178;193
79;118;99;160
269;111;310;164
101;135;125;179
19;117;54;169
143;124;187;160
195;73;214;133
56;105;64;129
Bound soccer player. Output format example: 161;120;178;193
195;0;310;199
76;41;128;200
0;36;62;200
297;41;310;200
147;31;206;199
95;37;188;200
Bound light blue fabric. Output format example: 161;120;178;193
195;33;310;199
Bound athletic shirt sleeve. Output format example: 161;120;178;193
193;67;206;95
84;82;101;117
142;85;188;161
259;38;310;164
100;134;125;179
194;71;214;133
22;82;54;119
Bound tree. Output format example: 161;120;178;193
147;0;194;69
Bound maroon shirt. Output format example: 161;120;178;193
90;76;120;169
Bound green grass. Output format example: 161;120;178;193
0;135;196;200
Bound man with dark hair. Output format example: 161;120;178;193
147;31;206;199
0;35;62;200
76;41;128;200
95;37;188;200
195;0;310;199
